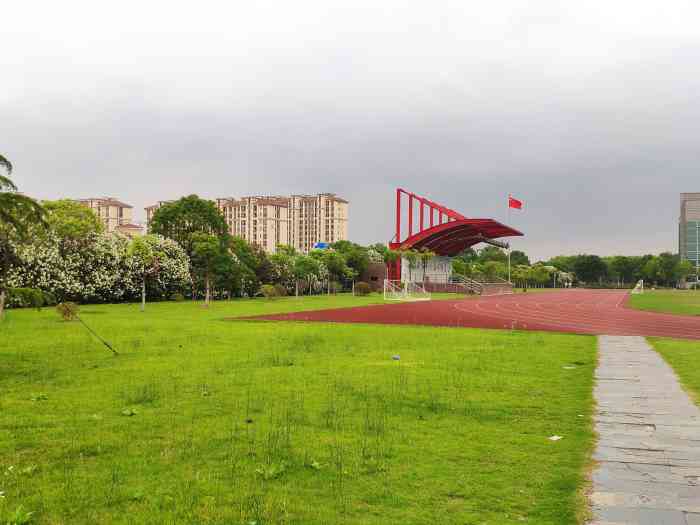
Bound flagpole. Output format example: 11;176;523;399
507;194;511;284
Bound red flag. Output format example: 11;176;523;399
508;195;523;210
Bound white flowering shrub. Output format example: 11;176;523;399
6;233;190;305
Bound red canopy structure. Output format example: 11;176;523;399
387;188;523;279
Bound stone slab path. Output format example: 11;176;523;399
591;335;700;524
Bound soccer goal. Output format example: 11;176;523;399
631;280;644;294
383;280;432;301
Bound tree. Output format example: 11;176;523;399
43;199;104;243
477;246;507;263
229;236;262;297
128;236;161;311
191;233;221;306
546;255;576;273
675;259;694;285
641;257;660;285
149;195;227;260
657;252;678;286
530;265;551;287
509;250;530;266
321;250;348;291
402;249;419;282
0;154;46;319
454;247;478;263
331;241;370;280
572;255;607;284
0;154;46;239
482;260;506;281
293;254;321;295
269;245;296;293
418;248;436;282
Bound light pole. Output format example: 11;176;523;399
695;221;700;290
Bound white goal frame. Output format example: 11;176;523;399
631;279;644;294
383;279;432;301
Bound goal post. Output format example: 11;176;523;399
383;280;431;301
631;279;644;294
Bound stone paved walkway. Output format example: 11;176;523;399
591;336;700;524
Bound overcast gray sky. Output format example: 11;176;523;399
3;1;699;260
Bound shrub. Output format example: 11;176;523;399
8;289;56;310
42;291;57;306
329;281;342;294
273;284;287;297
56;302;79;321
354;281;371;296
8;288;47;310
170;292;185;302
260;284;279;299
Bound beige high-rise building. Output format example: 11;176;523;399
77;197;143;237
217;196;292;253
145;193;348;253
289;194;349;253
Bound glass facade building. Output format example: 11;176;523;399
679;193;700;276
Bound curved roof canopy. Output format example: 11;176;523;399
396;219;523;256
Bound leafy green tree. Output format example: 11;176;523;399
293;254;321;295
229;236;261;297
149;195;227;259
418;248;436;282
191;233;221;306
321;250;348;291
269;245;296;292
572;255;607;284
531;265;551;287
675;259;694;284
509;250;530;266
128;236;161;311
454;247;478;263
331;240;370;278
546;255;576;273
477;246;507;263
657;252;678;286
641;257;660;285
43;199;104;243
482;260;506;281
402;249;419;282
0;154;46;238
0;154;46;319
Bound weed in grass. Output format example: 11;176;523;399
121;380;159;405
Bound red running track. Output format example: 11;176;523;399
252;290;700;340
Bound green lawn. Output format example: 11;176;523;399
0;296;596;524
628;289;700;316
649;338;700;405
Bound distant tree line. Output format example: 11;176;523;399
450;246;694;288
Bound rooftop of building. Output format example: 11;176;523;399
78;197;133;209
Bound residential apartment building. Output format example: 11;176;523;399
679;193;700;274
216;193;348;253
217;196;292;253
77;197;143;237
145;193;348;253
289;194;349;253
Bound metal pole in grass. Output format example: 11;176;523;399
76;315;118;355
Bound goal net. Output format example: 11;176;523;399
383;280;432;301
631;280;644;294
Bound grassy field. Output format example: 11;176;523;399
1;296;596;524
650;338;700;405
628;289;700;316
